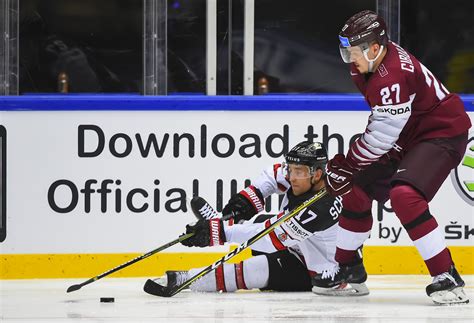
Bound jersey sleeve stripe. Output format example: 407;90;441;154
356;137;381;159
265;219;287;251
273;164;281;179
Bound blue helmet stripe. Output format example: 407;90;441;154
339;35;351;47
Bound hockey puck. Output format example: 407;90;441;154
100;297;115;303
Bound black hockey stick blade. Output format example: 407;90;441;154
144;189;328;297
67;284;83;293
143;279;173;297
66;232;194;293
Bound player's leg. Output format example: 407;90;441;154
155;249;312;292
154;254;269;292
311;186;372;295
311;245;369;296
189;255;269;292
389;134;468;305
312;159;396;296
189;249;312;292
261;249;312;292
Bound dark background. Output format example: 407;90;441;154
18;0;474;94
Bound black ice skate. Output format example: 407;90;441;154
190;196;220;220
311;261;369;296
426;265;469;305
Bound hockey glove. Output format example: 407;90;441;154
181;219;226;248
222;185;264;223
324;154;354;196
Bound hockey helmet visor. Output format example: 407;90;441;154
284;163;313;180
339;36;370;63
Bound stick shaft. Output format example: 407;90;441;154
70;233;194;291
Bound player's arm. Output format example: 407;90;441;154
181;196;340;253
346;81;413;170
179;215;277;251
252;163;290;197
223;164;290;223
181;211;309;252
224;196;341;253
182;191;340;251
325;80;413;195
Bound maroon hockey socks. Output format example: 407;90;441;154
390;184;453;275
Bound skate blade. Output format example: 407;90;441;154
312;282;369;296
431;287;470;305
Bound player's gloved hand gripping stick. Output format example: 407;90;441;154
143;188;328;297
66;233;195;293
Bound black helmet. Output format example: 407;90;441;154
339;10;388;48
285;141;328;174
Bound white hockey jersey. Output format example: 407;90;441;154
223;164;342;274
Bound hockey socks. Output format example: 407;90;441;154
335;186;373;265
390;185;469;305
189;256;269;292
390;185;453;275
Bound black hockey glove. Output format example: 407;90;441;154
181;219;226;248
222;185;265;223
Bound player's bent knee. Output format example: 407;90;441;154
389;184;424;213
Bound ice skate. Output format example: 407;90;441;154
153;271;189;289
311;261;369;296
426;265;469;305
190;196;220;220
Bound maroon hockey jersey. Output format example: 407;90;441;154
346;41;471;168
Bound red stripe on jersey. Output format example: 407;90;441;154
273;163;281;179
354;137;379;158
274;163;290;191
347;138;378;169
265;219;286;251
234;262;247;290
215;265;226;292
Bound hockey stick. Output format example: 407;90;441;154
143;188;328;297
66;232;194;293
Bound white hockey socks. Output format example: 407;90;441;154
189;255;269;292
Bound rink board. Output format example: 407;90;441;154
0;95;472;278
1;246;473;279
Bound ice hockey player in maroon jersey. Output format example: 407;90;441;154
152;142;368;295
312;10;471;305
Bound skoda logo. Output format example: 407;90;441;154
451;135;474;205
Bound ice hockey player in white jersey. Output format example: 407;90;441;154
153;141;369;295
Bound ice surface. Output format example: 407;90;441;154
0;275;472;322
